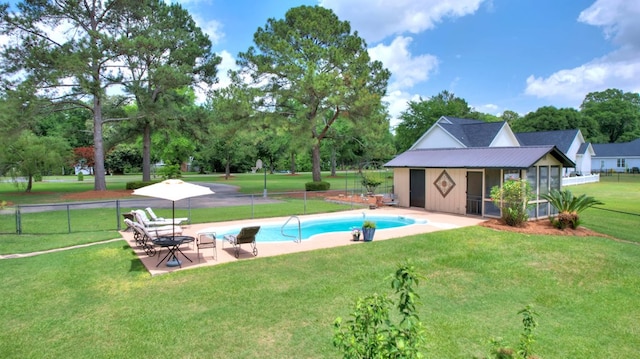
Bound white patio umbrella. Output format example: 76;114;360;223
132;179;214;239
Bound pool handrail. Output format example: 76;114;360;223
281;215;301;243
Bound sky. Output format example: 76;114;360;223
175;0;639;128
3;0;639;129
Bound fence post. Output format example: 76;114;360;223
67;204;72;233
188;198;192;224
116;200;121;231
15;207;21;234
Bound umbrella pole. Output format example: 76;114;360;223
172;201;176;240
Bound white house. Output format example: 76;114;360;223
591;138;640;173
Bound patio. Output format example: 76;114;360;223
121;207;486;276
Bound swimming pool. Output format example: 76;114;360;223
206;215;427;243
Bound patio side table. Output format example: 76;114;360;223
153;236;195;268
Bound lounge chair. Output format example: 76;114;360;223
145;207;188;225
124;219;163;256
132;210;183;238
132;209;182;228
223;226;260;258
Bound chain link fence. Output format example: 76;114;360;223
0;190;371;235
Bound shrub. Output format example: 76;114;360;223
77;172;84;181
305;181;330;191
105;144;142;175
490;179;534;227
361;172;383;194
541;189;603;229
333;262;426;358
487;306;539;359
156;164;181;179
126;180;161;190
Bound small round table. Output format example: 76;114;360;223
152;236;195;268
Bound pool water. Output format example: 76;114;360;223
216;215;425;243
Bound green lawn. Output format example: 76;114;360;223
0;174;638;358
0;226;638;358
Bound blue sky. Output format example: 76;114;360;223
175;0;639;127
3;0;639;128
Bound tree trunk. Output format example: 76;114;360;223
224;154;231;180
142;123;151;181
93;96;107;191
330;146;336;177
289;152;296;175
311;142;322;182
25;175;33;193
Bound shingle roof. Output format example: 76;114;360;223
438;117;505;147
577;142;591;155
592;138;640;157
515;129;579;154
384;146;575;169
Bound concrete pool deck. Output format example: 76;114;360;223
120;207;486;276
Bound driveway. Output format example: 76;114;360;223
11;183;282;213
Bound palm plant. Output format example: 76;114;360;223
541;189;603;229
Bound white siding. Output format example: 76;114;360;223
412;126;464;149
489;123;520;147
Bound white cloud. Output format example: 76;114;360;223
383;90;424;129
473;103;500;116
192;15;224;46
525;0;640;103
320;0;487;43
368;36;439;92
578;0;640;49
211;50;239;89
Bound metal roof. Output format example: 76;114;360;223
384;146;575;169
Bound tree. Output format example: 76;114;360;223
580;88;640;143
394;90;474;152
236;5;390;182
511;106;602;142
0;1;133;190
0;131;70;192
105;144;141;175
204;80;259;179
118;1;220;181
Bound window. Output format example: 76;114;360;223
504;169;520;181
550;166;560;192
617;158;626;168
484;169;501;199
539;166;549;197
527;167;538;199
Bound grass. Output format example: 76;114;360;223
566;175;640;243
0;226;638;358
0;174;639;357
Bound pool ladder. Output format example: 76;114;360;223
281;215;301;243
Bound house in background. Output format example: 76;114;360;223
591;138;640;173
384;116;575;219
515;129;595;176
